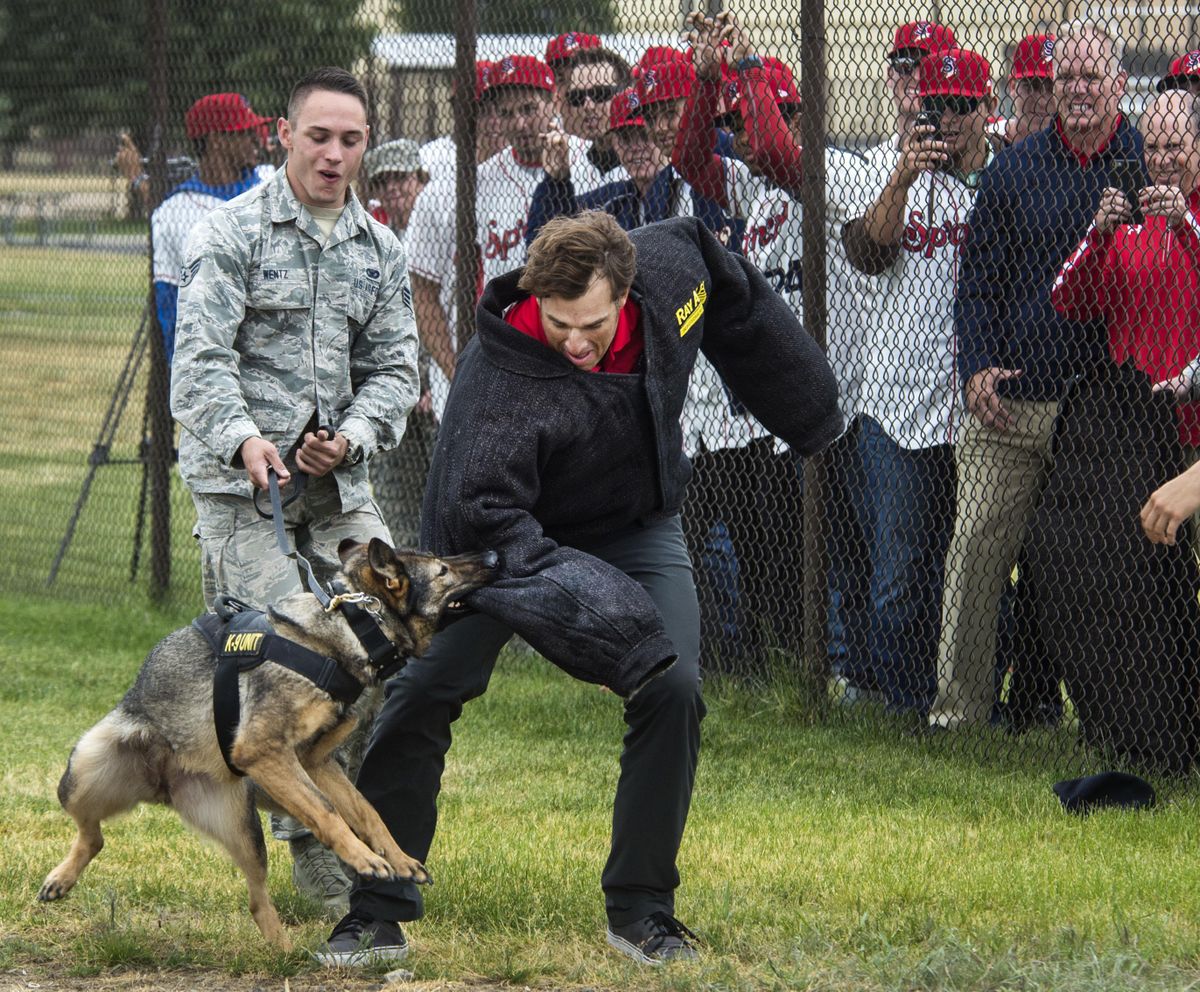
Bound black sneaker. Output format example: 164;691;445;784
311;912;409;968
606;911;700;965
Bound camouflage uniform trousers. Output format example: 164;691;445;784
191;471;390;841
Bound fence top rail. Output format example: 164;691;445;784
373;31;684;69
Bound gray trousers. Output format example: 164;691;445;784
351;514;705;927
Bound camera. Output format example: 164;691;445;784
914;96;943;140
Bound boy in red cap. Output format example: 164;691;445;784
991;34;1056;146
841;47;1000;715
150;92;273;366
542;38;633;190
883;20;957;139
528;87;719;237
418;60;507;186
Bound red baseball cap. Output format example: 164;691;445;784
609;88;646;131
890;20;956;58
634;59;696;106
185;93;272;140
1157;50;1200;92
545;31;602;67
474;60;495;100
918;48;992;98
725;58;800;118
485;54;556;95
636;46;691;72
1011;34;1055;79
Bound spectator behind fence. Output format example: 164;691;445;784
419;60;506;186
150;93;272;366
872;20;957;161
1053;89;1200;476
928;20;1144;730
675;12;804;216
1157;50;1200;97
407;62;506;418
527;87;722;239
631;46;699;217
170;66;419;917
405;54;556;419
313;210;842;969
994;34;1057;147
361;139;429;246
736;92;886;678
550;37;632;187
360;139;437;550
841;49;999;714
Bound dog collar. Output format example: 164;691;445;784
329;580;405;680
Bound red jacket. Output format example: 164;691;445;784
1050;190;1200;445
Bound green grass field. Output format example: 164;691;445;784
0;246;201;608
4;243;1200;990
3;595;1200;991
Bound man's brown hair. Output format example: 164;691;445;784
519;211;637;300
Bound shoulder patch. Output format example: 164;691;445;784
180;258;202;288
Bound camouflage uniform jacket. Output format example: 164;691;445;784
171;166;419;507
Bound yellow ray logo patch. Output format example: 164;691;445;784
676;280;707;337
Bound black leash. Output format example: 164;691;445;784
254;466;331;608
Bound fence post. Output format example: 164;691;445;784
452;0;479;356
145;0;173;595
799;0;830;707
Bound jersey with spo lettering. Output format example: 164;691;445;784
858;140;989;449
476;147;543;286
741;148;887;428
406;176;459;420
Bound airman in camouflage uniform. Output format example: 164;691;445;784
172;164;419;604
170;67;419;918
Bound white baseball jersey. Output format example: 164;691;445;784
855;146;991;449
419;135;456;187
407;177;458;418
154;190;231;286
476;147;543;286
741;148;888;428
407;149;544;418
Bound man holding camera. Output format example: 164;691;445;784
929;20;1144;730
840;47;998;714
1054;88;1200;526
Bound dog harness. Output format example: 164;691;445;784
193;597;401;777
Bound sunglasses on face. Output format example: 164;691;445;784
887;55;922;76
922;95;983;116
566;85;618;108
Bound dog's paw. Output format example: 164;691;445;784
347;850;395;880
37;876;71;902
392;858;432;886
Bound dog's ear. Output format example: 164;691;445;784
367;539;411;600
367;537;397;575
337;539;363;565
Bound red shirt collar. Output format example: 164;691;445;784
1054;114;1123;167
504;295;643;374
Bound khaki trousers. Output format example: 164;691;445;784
929;400;1059;728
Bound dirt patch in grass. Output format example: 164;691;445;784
0;966;572;992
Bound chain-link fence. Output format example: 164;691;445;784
4;0;1199;779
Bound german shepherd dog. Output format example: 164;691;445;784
38;538;498;949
